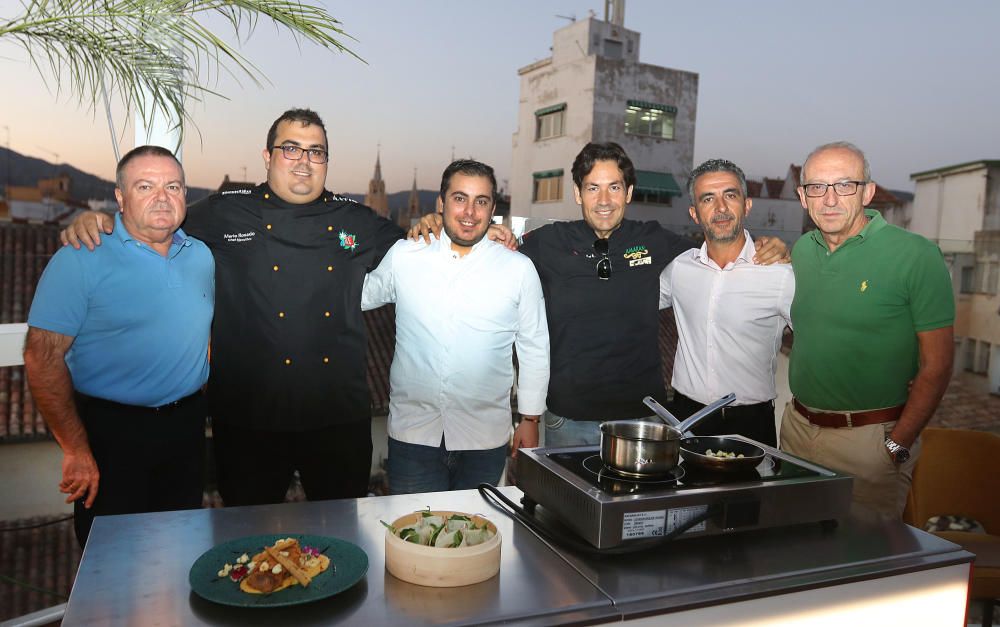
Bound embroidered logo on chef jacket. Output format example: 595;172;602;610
624;245;651;267
339;230;358;251
223;231;257;243
220;189;252;196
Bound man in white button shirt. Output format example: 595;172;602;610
659;159;794;446
362;160;550;494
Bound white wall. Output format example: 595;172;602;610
910;167;986;253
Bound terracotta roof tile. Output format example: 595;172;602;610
746;180;763;198
869;183;900;206
0;516;80;622
763;178;784;198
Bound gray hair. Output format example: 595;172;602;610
115;145;184;189
800;141;871;184
688;158;748;200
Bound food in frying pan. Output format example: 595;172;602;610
704;449;745;459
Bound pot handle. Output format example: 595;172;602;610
642;396;681;427
677;393;737;435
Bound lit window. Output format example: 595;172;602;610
625;100;676;140
535;104;566;141
533;169;563;202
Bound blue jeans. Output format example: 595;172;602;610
543;410;603;448
387;437;508;494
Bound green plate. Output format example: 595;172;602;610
188;534;368;607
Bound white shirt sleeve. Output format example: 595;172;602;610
659;259;676;309
779;267;795;331
361;240;400;311
513;261;550;416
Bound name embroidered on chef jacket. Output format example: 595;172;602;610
223;231;257;243
220;189;252;196
624;245;652;267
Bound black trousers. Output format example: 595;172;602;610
74;392;206;548
669;391;777;447
212;419;373;506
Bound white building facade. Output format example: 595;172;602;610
910;160;1000;394
510;7;697;230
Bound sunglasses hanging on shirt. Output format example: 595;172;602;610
593;238;611;280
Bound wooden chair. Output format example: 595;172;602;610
904;428;1000;627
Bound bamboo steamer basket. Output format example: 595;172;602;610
384;510;501;587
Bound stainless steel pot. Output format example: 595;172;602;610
599;420;680;477
598;393;739;477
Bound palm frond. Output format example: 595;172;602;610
0;0;363;143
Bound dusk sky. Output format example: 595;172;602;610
1;0;998;197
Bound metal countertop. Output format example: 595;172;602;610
62;487;615;626
62;487;972;625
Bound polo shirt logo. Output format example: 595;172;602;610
624;245;652;267
861;280;869;293
223;231;256;243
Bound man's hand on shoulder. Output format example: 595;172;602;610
487;223;517;251
753;236;790;265
60;210;115;251
408;213;443;244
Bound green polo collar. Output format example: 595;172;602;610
809;209;886;252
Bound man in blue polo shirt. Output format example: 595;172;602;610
24;145;214;547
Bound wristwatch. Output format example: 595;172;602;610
884;437;910;464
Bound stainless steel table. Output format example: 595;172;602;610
528;501;974;622
63;488;974;625
62;488;616;626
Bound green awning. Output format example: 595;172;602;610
533;169;564;179
635;170;682;195
534;103;566;116
627;99;677;114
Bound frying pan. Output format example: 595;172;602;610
642;396;768;473
677;435;766;473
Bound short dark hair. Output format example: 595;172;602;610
439;159;497;202
115;145;183;189
688;159;748;199
571;142;636;190
266;108;328;151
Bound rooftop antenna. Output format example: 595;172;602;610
555;13;576;22
35;145;60;176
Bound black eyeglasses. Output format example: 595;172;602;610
594;238;611;280
801;180;867;198
270;144;329;164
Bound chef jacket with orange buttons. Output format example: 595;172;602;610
183;183;404;430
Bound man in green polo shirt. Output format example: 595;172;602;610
782;141;954;520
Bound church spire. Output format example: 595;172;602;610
401;168;421;229
364;145;389;218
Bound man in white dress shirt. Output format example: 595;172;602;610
659;159;794;446
362;160;550;493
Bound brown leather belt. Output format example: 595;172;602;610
792;398;903;428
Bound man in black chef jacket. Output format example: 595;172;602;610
61;109;404;505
